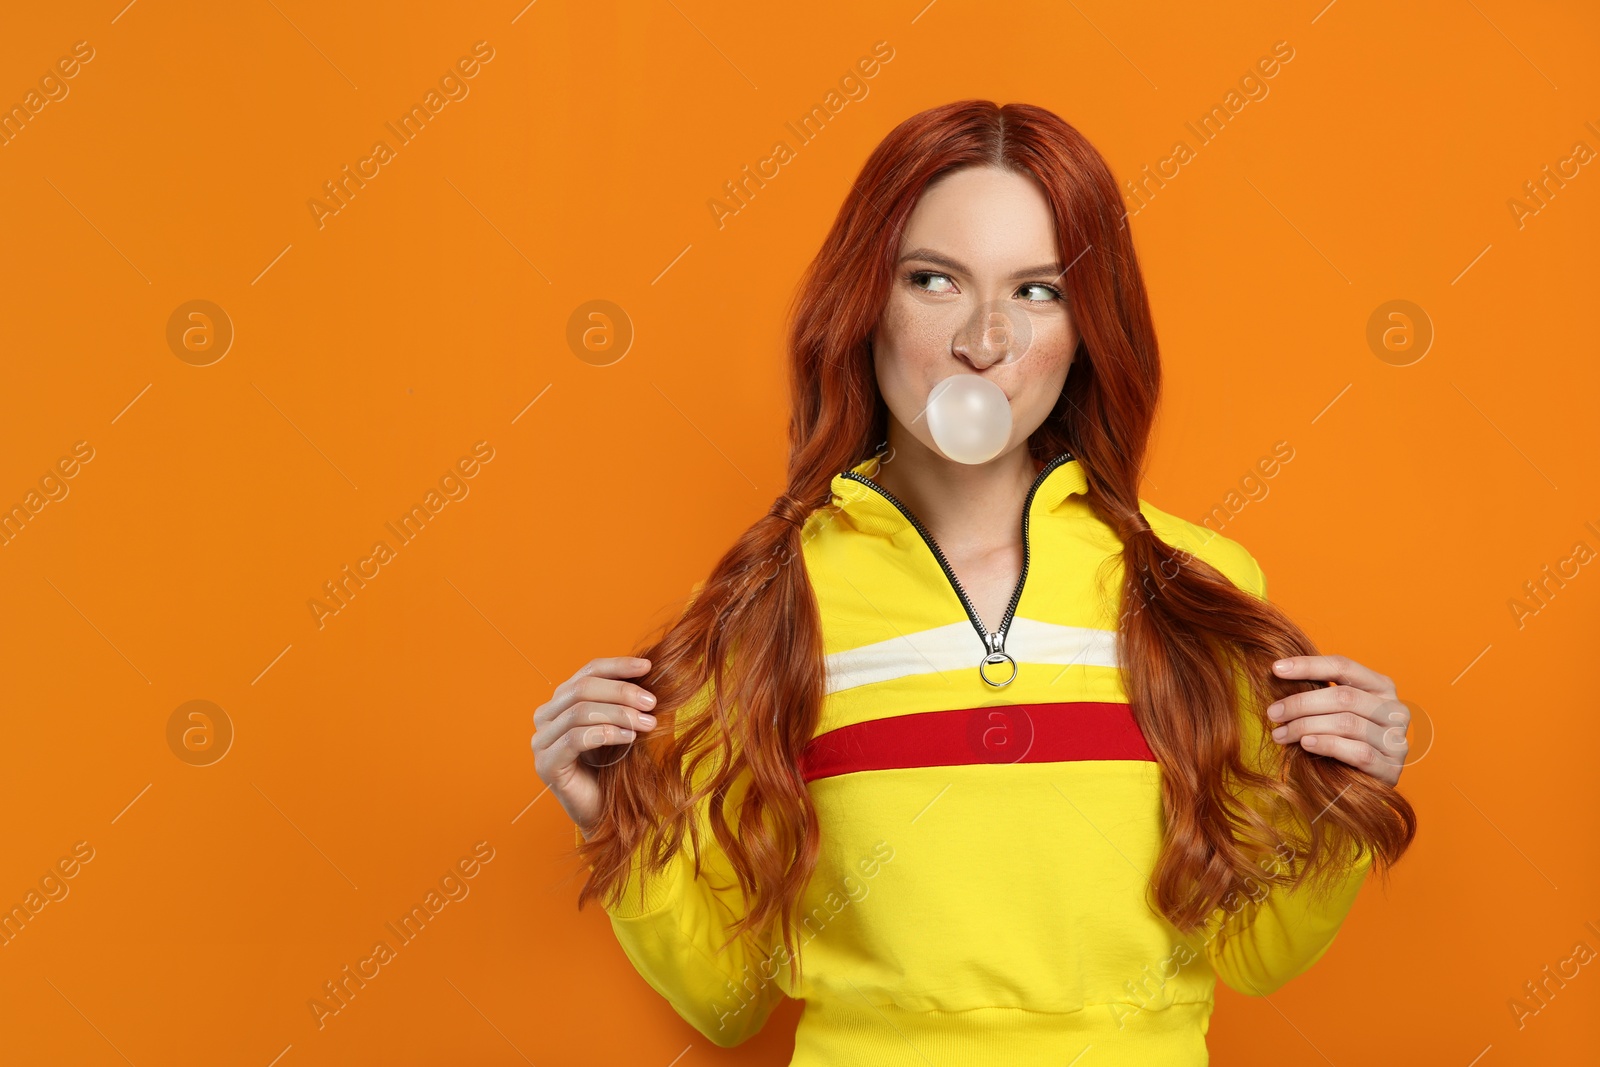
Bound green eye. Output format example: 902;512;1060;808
908;270;955;293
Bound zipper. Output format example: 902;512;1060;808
839;450;1075;688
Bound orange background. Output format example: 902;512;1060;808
1;1;1596;1064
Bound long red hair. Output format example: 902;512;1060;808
574;99;1415;982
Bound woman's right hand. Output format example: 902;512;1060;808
532;656;659;839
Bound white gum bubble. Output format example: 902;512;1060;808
926;374;1012;465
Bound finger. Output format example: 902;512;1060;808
1267;684;1388;728
1272;654;1395;698
564;695;658;734
533;691;658;755
584;655;654;679
535;663;655;728
1270;710;1391;753
555;720;640;768
1288;731;1401;785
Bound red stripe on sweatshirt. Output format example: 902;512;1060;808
798;701;1155;783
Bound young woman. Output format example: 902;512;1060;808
535;99;1416;1065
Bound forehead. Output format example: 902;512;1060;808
899;166;1059;265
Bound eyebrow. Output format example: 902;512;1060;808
897;247;1065;282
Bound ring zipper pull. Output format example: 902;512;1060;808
980;630;1017;687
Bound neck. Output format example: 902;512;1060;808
870;421;1043;552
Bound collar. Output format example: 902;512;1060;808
826;451;1087;540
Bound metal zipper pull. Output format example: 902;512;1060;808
980;629;1017;688
840;450;1075;692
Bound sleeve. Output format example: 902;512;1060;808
1203;551;1374;997
580;681;789;1047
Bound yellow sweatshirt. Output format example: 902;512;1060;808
583;452;1372;1065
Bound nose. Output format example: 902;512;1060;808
951;303;1024;370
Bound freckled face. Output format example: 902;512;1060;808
871;164;1077;459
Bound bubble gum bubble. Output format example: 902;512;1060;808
926;374;1012;464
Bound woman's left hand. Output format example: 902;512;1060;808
1266;654;1409;787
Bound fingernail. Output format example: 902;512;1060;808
1302;735;1317;747
1271;726;1287;741
1267;702;1284;720
639;713;656;728
1273;660;1291;673
640;692;656;708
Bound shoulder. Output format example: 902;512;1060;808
1138;498;1267;600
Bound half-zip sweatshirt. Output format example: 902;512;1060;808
584;452;1372;1065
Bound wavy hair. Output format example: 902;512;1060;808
574;99;1415;983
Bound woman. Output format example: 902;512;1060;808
535;99;1416;1064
